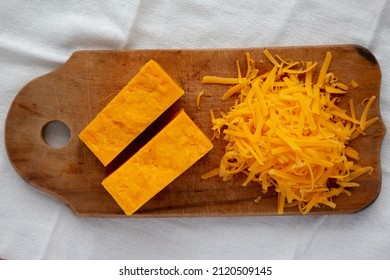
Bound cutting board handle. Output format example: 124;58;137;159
5;51;125;214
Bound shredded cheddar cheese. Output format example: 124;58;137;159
202;50;378;214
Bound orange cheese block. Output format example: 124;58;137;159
102;110;213;215
79;60;184;166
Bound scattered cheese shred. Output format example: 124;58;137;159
316;51;332;88
196;90;204;109
202;50;378;214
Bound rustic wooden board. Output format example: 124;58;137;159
5;45;386;217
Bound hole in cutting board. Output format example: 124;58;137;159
42;120;71;148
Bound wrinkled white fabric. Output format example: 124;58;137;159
1;0;389;259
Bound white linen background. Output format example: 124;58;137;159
1;0;389;259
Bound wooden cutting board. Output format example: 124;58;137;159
5;45;386;217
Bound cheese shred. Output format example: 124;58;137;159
196;90;204;109
202;50;378;214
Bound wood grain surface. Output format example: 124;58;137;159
5;45;386;217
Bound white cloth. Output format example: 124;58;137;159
1;0;390;259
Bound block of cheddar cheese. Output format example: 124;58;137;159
102;110;213;215
79;60;184;166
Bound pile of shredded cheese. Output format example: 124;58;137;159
202;50;378;214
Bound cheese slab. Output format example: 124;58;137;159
102;110;214;215
79;60;184;166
